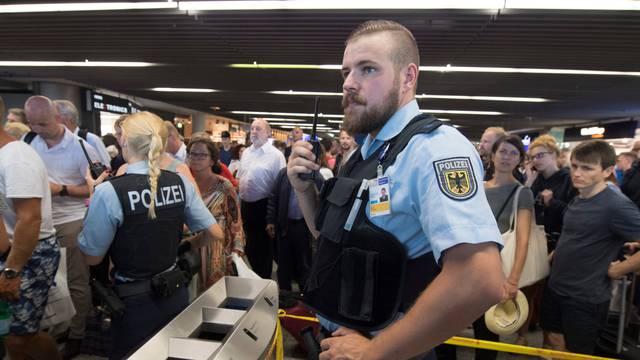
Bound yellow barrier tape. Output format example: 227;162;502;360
445;336;616;360
277;309;617;360
278;309;320;323
266;317;285;360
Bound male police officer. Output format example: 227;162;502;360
288;20;504;360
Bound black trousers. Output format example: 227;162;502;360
241;198;273;279
277;219;312;291
111;287;188;359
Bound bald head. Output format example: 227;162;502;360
25;96;62;140
250;119;271;147
25;96;56;119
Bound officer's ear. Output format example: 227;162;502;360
400;63;418;94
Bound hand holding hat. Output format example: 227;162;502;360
484;290;529;336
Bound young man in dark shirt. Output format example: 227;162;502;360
540;139;640;355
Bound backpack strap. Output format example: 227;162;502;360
23;131;37;144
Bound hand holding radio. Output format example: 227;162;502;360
79;139;111;180
298;97;322;182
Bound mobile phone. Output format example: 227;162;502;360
299;97;322;181
79;139;110;180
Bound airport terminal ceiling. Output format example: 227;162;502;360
1;2;640;139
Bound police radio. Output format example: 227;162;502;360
79;139;110;180
298;96;322;181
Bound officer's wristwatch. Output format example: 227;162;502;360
1;268;19;279
59;185;69;196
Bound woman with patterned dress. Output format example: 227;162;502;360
187;136;245;290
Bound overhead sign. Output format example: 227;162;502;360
89;91;139;114
564;121;637;141
580;127;605;136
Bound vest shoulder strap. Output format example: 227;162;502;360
380;114;443;172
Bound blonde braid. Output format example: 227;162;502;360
147;131;163;219
122;111;165;219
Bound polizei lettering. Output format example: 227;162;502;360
127;185;185;211
437;159;468;171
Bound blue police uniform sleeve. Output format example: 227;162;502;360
180;174;216;232
77;182;123;257
413;126;502;263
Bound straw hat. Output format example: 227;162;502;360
484;290;529;336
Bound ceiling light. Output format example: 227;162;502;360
420;65;640;76
0;2;178;13
233;63;640;77
269;90;342;96
328;120;343;124
179;0;504;11
231;111;343;118
187;0;640;11
270;90;549;103
251;117;307;122
416;94;549;102
269;122;332;127
422;109;503;115
230;64;340;70
506;0;640;10
151;87;217;93
0;61;154;67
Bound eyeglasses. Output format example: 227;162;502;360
187;152;210;160
530;151;553;160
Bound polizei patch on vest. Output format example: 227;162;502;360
433;157;477;200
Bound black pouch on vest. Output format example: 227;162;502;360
314;177;362;244
151;268;187;298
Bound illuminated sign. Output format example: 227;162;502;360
580;127;605;136
90;91;138;114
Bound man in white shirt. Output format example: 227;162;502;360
238;119;286;279
165;121;187;163
25;95;99;359
0;96;61;359
53;99;111;167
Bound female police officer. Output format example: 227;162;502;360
77;111;223;359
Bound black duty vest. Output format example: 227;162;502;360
109;170;186;280
304;114;443;331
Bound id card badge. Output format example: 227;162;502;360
369;176;391;217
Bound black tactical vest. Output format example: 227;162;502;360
304;114;443;331
109;171;186;280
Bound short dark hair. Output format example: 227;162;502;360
187;136;219;164
346;20;419;72
231;144;245;160
221;131;230;138
571;139;616;169
491;134;526;164
619;151;638;161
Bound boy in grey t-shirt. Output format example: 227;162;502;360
540;140;640;355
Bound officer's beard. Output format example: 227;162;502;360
342;82;400;136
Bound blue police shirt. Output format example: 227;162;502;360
78;161;216;258
319;99;501;332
